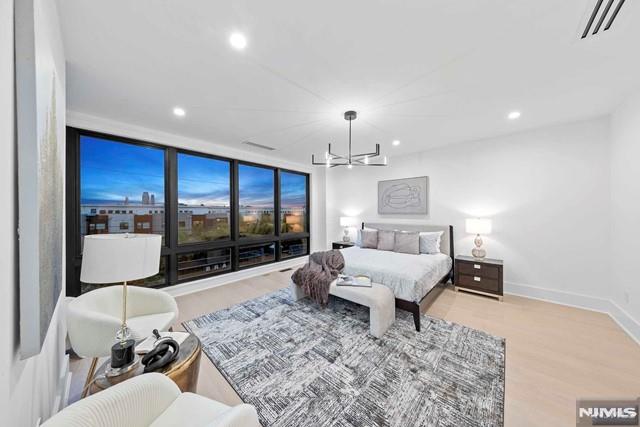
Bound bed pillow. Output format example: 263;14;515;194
376;230;395;251
356;227;376;247
419;231;443;254
360;229;378;249
394;231;420;255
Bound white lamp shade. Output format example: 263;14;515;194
340;216;357;227
465;218;492;235
80;234;162;283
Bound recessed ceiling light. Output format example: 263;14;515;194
173;107;186;117
508;111;521;120
392;140;400;146
229;33;247;50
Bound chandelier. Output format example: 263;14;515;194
312;111;387;168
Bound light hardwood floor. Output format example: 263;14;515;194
70;267;640;426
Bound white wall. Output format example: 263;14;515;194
1;0;69;425
327;119;613;303
610;90;640;339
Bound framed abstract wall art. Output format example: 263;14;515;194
378;176;428;215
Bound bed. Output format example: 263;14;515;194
340;222;454;331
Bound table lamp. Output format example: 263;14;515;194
339;216;357;242
465;218;492;259
80;233;162;373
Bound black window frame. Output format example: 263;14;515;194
279;169;310;236
237;161;276;240
65;127;310;296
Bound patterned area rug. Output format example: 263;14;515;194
184;289;505;427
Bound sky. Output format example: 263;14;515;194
80;136;165;204
80;136;306;208
178;152;230;206
280;171;307;208
238;164;274;207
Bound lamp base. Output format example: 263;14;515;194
343;228;351;242
471;234;486;259
110;339;136;369
106;354;140;378
471;247;486;258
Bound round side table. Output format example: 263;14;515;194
89;333;202;395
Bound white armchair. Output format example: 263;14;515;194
67;286;179;395
42;373;261;427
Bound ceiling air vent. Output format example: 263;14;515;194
581;0;626;38
242;141;276;151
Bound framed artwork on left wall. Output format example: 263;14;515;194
15;0;65;358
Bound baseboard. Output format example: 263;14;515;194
505;281;640;345
608;301;640;346
165;256;308;298
505;281;612;312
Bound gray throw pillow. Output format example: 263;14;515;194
419;231;443;254
356;227;375;247
377;230;395;251
361;229;378;249
394;231;420;255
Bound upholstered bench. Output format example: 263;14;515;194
289;278;395;338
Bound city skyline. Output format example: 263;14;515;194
80;136;307;208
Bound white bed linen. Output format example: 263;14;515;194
340;246;452;303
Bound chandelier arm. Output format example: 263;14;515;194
312;154;338;165
351;151;380;159
351;143;380;159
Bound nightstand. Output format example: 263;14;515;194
454;255;503;301
332;241;355;250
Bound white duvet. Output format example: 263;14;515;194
340;246;452;303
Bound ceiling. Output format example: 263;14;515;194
58;0;640;164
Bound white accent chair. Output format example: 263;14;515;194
42;373;261;427
67;286;179;395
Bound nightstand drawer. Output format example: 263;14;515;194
457;274;500;293
457;261;500;279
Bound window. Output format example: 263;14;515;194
177;249;232;281
281;238;308;259
67;128;309;296
280;171;307;234
239;243;276;268
239;164;274;238
177;153;230;244
80;135;165;245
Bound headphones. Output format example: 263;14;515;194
141;329;180;373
